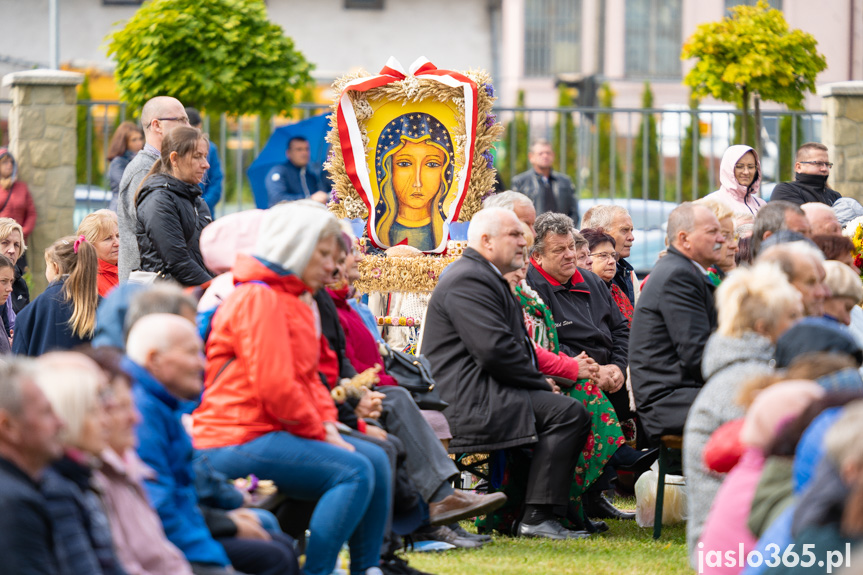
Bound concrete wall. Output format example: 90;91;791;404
820;81;863;201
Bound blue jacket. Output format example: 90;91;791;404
13;278;90;356
126;358;230;567
0;456;59;575
264;161;322;207
200;141;223;216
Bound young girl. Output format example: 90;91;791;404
12;235;99;356
0;254;17;353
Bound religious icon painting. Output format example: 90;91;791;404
327;57;502;255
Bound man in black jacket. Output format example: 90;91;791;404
770;142;841;206
630;203;725;446
0;359;64;575
423;207;591;540
511;140;579;222
526;213;630;419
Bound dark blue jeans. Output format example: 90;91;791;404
203;432;391;575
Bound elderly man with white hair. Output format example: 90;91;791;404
801;202;842;237
581;204;639;306
423;207;592;540
483;190;537;234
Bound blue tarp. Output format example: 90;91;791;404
247;113;331;209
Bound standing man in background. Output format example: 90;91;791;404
512;139;578;223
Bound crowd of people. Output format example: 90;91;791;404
2;92;863;575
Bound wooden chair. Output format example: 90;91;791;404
653;434;684;539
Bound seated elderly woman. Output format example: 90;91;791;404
0;217;29;312
36;352;127;575
77;210;120;297
822;260;863;326
683;262;803;563
579;227;632;328
694;196;739;279
812;234;857;270
191;201;392;575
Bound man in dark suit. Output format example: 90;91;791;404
511;140;578;222
0;359;64;575
423;207;591;540
629;203;726;446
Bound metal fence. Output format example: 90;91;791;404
0;99;825;225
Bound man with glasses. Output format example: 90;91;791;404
770;142;842;207
581;205;639;306
117;96;189;281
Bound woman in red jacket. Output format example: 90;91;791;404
192;201;390;575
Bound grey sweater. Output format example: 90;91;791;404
117;147;159;281
683;331;774;565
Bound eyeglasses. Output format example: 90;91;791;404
589;251;620;262
799;161;833;168
734;164;757;172
721;231;739;243
146;117;191;130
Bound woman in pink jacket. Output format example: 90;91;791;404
705;145;766;218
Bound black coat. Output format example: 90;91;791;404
423;248;552;453
770;173;841;206
511;169;579;222
629;245;718;444
135;173;213;287
525;262;629;372
0;457;59;575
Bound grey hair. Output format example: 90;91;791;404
530;139;553;154
757;241;825;282
752;200;805;257
467;207;513;247
533;212;575;257
124;283;198;341
572;230;588;251
580;204;628;230
666;202;699;245
0;358;37;417
800;202;836;218
483;191;534;211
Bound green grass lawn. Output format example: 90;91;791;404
401;502;691;575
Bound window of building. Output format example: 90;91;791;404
345;0;384;8
524;0;582;77
725;0;782;13
625;0;682;79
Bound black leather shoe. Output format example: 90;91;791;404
583;492;636;521
517;519;590;540
448;523;492;542
566;502;608;533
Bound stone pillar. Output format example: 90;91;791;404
1;69;83;295
819;81;863;202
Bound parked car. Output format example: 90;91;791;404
578;197;678;273
74;184;112;228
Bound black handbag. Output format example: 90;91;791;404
382;346;449;411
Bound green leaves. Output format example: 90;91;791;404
681;0;826;111
104;0;313;117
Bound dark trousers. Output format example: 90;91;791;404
525;389;591;508
219;532;300;575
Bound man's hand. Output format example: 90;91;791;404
355;389;385;420
228;509;271;541
594;365;624;393
323;422;355;452
546;377;561;394
574;352;600;381
364;424;388;441
311;191;330;204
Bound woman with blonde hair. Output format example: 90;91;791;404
36;352;127;575
694;196;739;277
78;210;120;296
822;259;863;326
0;216;29;312
13;235;99;355
683;262;804;564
